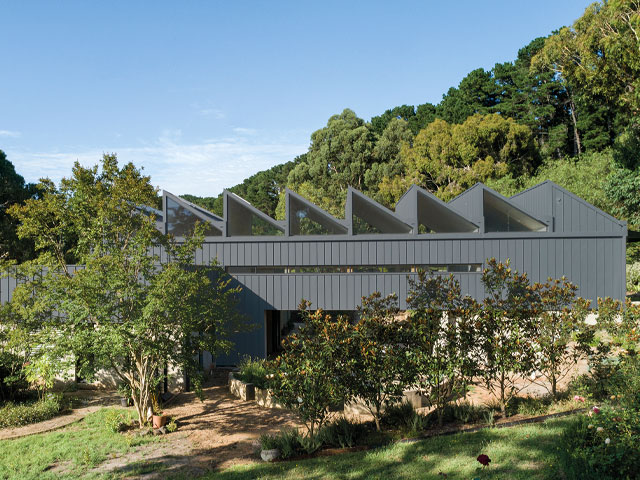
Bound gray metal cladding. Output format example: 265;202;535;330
187;234;625;310
509;181;626;235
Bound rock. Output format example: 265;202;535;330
136;428;153;437
260;449;280;462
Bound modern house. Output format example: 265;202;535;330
157;181;627;364
0;180;628;365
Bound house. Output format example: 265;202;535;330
0;181;628;366
153;181;627;365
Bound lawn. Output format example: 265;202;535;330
0;409;160;480
0;408;579;480
206;417;574;480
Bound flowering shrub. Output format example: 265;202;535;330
269;301;352;436
0;393;66;428
562;356;640;478
562;405;640;479
627;262;640;293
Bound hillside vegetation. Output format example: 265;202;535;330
185;1;639;262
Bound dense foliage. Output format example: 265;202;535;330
0;150;36;262
0;393;66;429
4;155;247;427
172;1;639;265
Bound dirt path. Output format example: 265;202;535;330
0;389;121;441
0;406;103;440
162;382;300;471
84;378;300;478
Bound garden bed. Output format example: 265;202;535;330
228;372;255;401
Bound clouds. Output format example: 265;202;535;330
7;135;306;197
0;130;21;138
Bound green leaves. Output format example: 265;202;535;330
6;154;247;427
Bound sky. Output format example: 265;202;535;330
1;0;592;197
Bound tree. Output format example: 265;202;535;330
184;155;304;218
350;292;412;431
492;38;572;158
477;259;539;415
380;114;539;203
532;1;640;155
0;150;36;262
371;103;437;136
486;148;616;214
8;155;246;426
531;278;590;398
283;109;376;216
406;273;479;424
364;118;413;206
269;301;351;437
437;68;499;124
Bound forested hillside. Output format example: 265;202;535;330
2;1;638;265
186;0;639;261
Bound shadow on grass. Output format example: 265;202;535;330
102;417;576;480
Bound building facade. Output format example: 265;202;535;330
0;181;628;365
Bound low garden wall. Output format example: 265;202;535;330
228;372;255;401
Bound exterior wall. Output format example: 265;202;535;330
184;234;625;305
510;182;626;235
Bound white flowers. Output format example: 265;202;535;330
297;396;303;403
596;426;604;432
605;438;611;445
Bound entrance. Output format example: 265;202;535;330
265;310;281;356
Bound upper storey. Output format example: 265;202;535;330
159;181;626;239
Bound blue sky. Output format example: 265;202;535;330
1;1;591;197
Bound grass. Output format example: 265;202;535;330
0;408;160;480
199;417;575;480
0;407;581;480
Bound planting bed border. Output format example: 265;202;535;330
269;407;588;463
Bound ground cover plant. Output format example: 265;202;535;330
0;408;159;480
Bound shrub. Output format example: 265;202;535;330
260;428;304;459
532;278;590;399
235;357;271;390
0;351;30;402
350;293;414;431
627;263;640;293
381;402;428;433
103;409;129;433
561;407;640;480
477;259;540;416
317;417;367;448
0;393;66;428
449;401;488;424
406;273;480;426
270;301;352;436
166;417;178;433
561;357;640;479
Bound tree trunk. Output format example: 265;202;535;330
568;96;582;156
552;375;557;400
500;372;506;416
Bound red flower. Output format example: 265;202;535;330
477;454;491;467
